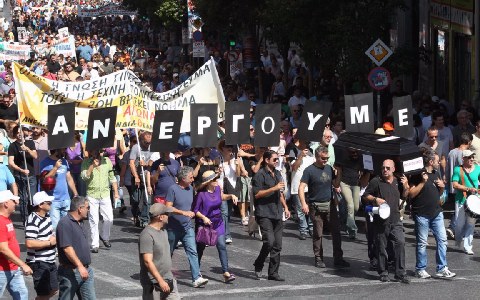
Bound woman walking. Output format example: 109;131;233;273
193;170;238;282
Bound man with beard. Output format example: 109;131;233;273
41;148;78;229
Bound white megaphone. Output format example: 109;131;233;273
365;203;391;221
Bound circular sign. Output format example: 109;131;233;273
192;30;203;42
368;67;391;91
228;51;239;62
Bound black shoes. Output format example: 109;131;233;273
254;264;263;280
103;240;112;248
380;275;390;282
299;233;307;240
267;275;285;281
315;258;326;268
334;259;350;268
393;275;410;284
91;247;99;253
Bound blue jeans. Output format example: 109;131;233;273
414;213;448;272
292;194;308;235
15;175;37;224
168;227;201;282
221;200;232;239
50;199;71;229
58;266;96;300
0;269;28;300
197;234;229;273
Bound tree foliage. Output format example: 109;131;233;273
122;0;184;28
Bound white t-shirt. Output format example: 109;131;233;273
290;155;315;194
470;134;480;162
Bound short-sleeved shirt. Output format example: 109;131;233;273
0;164;15;190
451;165;480;204
301;164;334;203
409;170;442;218
121;149;133;186
289;149;314;195
251;167;283;220
25;212;56;263
56;214;91;266
8;140;36;177
363;176;402;223
130;143;152;180
41;157;70;201
0;104;18;129
0;215;20;271
139;226;173;285
151;158;180;197
166;184;194;232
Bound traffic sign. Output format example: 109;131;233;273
192;30;203;42
365;39;393;67
227;51;239;62
368;67;391;91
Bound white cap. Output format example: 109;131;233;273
0;190;19;204
32;191;54;206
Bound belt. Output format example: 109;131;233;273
60;263;89;269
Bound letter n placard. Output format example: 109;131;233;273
345;93;374;133
86;107;117;151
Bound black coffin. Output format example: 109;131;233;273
333;132;423;175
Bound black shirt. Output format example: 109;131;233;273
8;140;35;177
243;156;260;178
363;176;403;223
0;104;18;129
409;170;442;218
56;214;91;266
252;167;283;220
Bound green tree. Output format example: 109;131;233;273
122;0;184;28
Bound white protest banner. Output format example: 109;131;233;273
0;43;31;61
77;3;137;17
14;58;225;133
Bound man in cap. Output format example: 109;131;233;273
56;196;96;299
25;191;58;299
139;203;180;300
0;190;32;299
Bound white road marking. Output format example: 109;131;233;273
92;267;142;290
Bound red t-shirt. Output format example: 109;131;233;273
0;215;20;271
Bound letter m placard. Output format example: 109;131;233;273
345;93;374;133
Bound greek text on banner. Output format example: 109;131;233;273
13;58;225;132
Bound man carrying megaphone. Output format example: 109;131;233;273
362;159;410;284
408;149;456;279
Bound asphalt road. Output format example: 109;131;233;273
8;201;480;300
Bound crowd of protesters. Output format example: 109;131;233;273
1;0;480;299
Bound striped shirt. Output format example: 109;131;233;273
25;212;56;263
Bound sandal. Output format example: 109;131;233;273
223;273;236;283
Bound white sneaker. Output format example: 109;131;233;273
435;267;456;278
192;277;208;288
225;238;233;244
465;249;474;255
415;270;431;279
242;217;249;226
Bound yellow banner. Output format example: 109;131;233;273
13;58;225;132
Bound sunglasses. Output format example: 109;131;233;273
382;166;391;170
466;156;475;160
272;158;279;162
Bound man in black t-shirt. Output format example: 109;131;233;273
408;151;456;279
8;125;37;223
363;159;410;284
0;94;18;130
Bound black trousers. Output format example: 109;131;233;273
374;220;406;277
254;217;283;277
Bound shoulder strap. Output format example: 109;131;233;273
460;167;468;198
462;166;476;187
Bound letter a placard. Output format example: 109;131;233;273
297;100;332;142
86;107;117;151
151;110;183;152
345;93;374;133
48;102;75;149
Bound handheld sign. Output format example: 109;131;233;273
151;110;183;152
85;107;117;151
345;93;374;134
225;101;250;146
48;102;75;149
190;104;218;147
297;100;332;142
254;104;281;147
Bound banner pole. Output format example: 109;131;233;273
15;91;33;207
134;128;150;215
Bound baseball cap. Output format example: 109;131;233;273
0;190;19;204
463;150;475;158
149;203;173;217
383;122;394;131
32;191;54;206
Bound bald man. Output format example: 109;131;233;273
362;159;410;284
